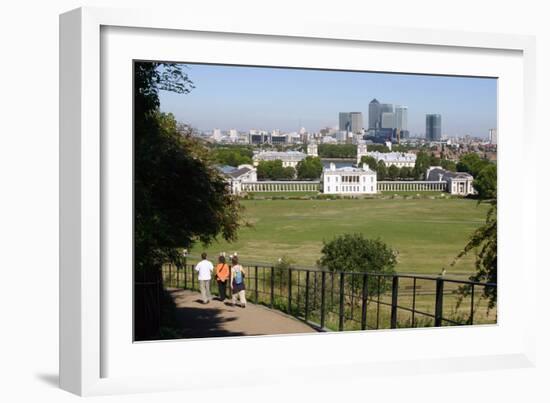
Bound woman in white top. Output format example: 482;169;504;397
230;256;247;308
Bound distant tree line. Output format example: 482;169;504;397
211;146;253;167
318;144;357;158
257;156;324;181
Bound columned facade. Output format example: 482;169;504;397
242;181;321;192
377;181;447;192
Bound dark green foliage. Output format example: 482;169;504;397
318;144;357;158
212;146;253;167
399;166;412;179
366;144;391;153
134;61;242;273
318;233;397;296
413;151;431;179
257;160;296;180
453;201;497;308
473;164;497;200
296;156;323;179
440;158;457;172
388;164;399;180
456;152;491;177
376;160;387;180
360;155;378;171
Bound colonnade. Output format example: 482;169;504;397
377;181;447;192
242;181;321;192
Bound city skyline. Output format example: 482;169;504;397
158;63;497;138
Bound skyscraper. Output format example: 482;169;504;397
425;114;442;141
381;112;395;129
349;112;363;134
489;128;498;145
395;105;408;131
368;99;381;129
339;112;351;132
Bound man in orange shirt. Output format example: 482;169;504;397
215;255;230;301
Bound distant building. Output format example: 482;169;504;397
252;150;307;168
339;112;351;132
489;128;498;145
367;151;416;168
307;142;318;157
322;163;377;195
218;164;257;195
426;114;442;141
368;98;381;129
229;129;239;142
212;128;222;141
381;112;395;129
356;142;368;164
349;112;364;134
426;166;475;195
395;105;408;131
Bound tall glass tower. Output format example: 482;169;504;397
425;114;442;141
368;99;381;129
395;105;408;131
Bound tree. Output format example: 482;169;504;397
399;166;411;179
388;164;399;180
360;155;378;171
318;144;357;158
452;163;497;309
457;152;490;177
318;233;397;295
257;160;296;180
377;160;387;180
413;151;430;179
452;201;497;308
440;158;457;172
213;147;253;167
473;164;497;201
296;156;323;179
134;62;242;270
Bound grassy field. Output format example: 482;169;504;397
191;198;490;278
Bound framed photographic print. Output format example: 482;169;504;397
60;6;537;396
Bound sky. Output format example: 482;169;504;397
158;63;497;138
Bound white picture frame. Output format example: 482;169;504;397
60;6;537;396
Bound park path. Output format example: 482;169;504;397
167;288;318;338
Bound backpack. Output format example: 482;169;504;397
234;269;243;285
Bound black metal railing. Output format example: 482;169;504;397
161;262;497;332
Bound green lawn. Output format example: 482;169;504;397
191;198;490;278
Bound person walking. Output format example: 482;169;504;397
195;252;214;304
230;256;247;308
215;255;230;301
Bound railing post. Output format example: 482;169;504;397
305;270;310;322
390;276;399;329
435;277;444;327
254;266;259;303
191;265;195;291
361;273;368;330
184;263;187;289
320;271;326;329
338;272;345;331
270;266;275;309
288;269;292;314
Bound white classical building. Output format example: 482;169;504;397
426;166;475;195
367;151;416;168
307;142;318;157
218;164;257;194
322;163;377;195
252;150;307;168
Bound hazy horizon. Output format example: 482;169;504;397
158;63;497;138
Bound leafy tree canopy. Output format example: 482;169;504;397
257;160;296;180
134;62;242;272
296;156;323;179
